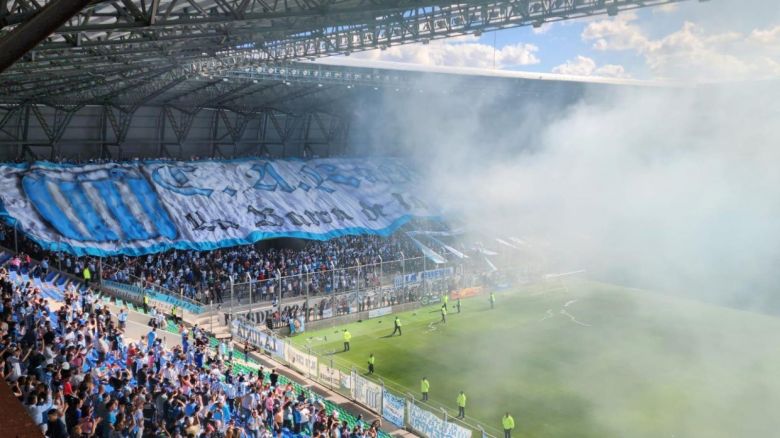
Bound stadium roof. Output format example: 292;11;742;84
0;0;689;109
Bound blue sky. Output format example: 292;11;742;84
336;1;780;81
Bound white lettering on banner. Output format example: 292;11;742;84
318;364;343;388
442;421;472;438
339;372;352;391
394;267;454;288
382;389;405;427
230;318;285;358
351;370;383;413
368;306;392;319
407;402;472;438
0;158;434;257
285;344;318;377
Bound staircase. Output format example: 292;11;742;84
194;309;231;339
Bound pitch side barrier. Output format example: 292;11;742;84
231;317;499;438
101;280;204;316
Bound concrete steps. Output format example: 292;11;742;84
194;311;231;339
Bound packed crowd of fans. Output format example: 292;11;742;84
0;267;387;438
0;223;436;305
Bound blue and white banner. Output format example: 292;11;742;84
407;402;472;438
394;267;454;288
382;389;405;427
0;158;435;256
103;280;203;315
230;318;285;358
352;370;383;414
285;343;318;377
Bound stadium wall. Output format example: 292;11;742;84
279;301;420;334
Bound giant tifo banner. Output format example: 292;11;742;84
407;402;472;438
0;158;434;256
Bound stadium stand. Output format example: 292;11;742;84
0;224;438;305
0;252;392;438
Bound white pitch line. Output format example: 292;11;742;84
540;309;555;321
560;309;591;327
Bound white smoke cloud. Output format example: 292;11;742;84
355;74;780;310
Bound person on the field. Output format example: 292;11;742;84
456;298;461;314
368;353;375;374
392;316;402;336
442;294;448;310
421;377;430;401
456;391;467;419
441;305;447;324
490;292;496;309
343;329;352;352
502;412;515;438
143;293;149;313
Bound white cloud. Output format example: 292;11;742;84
552;55;631;78
351;38;540;69
750;25;780;45
582;13;780;81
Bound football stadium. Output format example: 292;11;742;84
0;1;779;438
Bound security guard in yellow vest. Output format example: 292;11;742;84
391;316;402;336
343;329;352;352
502;412;515;438
421;377;430;401
368;353;375;374
143;294;149;313
456;391;467;419
83;266;91;284
441;305;447;324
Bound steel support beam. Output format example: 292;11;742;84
0;0;92;73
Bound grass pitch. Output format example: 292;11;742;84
292;280;780;438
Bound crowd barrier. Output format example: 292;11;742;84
102;280;204;315
231;312;496;438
